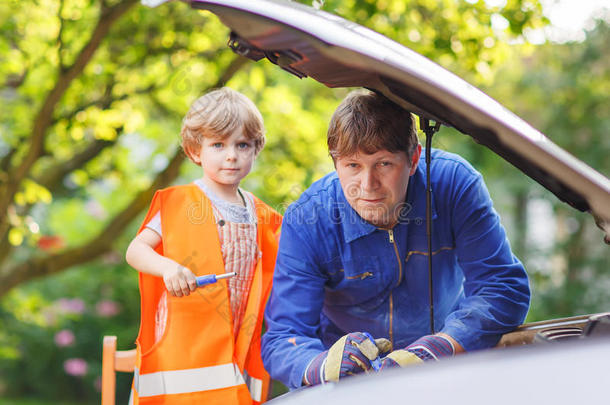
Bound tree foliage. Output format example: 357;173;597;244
0;0;249;296
488;19;610;320
303;0;547;84
0;0;549;299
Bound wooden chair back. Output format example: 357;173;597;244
102;335;136;405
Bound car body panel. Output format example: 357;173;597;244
189;0;609;238
266;337;610;404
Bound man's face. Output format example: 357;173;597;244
335;146;421;228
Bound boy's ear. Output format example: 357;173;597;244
184;144;202;165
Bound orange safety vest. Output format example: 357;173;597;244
132;184;281;405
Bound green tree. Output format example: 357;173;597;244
302;0;547;84
481;19;610;320
0;0;250;297
0;0;548;298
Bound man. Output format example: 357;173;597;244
261;90;530;389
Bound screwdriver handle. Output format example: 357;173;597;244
195;272;236;287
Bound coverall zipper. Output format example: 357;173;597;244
346;271;373;280
387;229;402;347
388;229;403;285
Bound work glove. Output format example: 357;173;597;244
304;332;392;385
379;334;454;370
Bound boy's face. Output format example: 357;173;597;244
189;126;256;191
335;145;421;228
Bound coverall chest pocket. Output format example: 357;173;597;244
325;256;389;306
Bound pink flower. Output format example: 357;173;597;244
94;376;102;392
101;251;122;265
85;199;106;220
64;358;88;377
43;308;58;326
96;300;120;317
56;298;85;315
54;330;75;347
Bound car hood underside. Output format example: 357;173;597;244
188;0;610;237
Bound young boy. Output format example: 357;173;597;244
126;87;282;404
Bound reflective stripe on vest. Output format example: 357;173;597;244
244;369;263;402
134;363;262;401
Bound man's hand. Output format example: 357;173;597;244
379;334;455;370
304;332;392;385
162;265;197;297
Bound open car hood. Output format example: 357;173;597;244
188;0;610;231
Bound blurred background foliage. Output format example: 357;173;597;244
0;0;608;403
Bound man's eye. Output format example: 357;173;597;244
347;163;359;169
379;161;392;167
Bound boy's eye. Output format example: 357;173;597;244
347;162;359;169
379;161;392;167
237;142;251;149
212;142;223;148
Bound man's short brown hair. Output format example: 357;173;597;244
327;89;418;159
180;87;265;163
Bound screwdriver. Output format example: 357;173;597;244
195;272;236;287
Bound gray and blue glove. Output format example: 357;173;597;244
379;334;454;370
304;332;392;385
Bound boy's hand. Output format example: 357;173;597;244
162;265;198;297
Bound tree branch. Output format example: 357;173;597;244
37;138;118;192
0;0;139;248
52;83;155;125
51;46;228;126
217;55;249;85
58;0;66;71
0;137;118;268
3;33;30;90
3;68;29;89
0;55;249;297
0;149;186;296
0;148;17;173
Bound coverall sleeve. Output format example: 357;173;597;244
261;206;328;390
441;168;530;350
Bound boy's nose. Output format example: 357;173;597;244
226;146;237;160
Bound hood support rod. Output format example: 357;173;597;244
420;117;441;335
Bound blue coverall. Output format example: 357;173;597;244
261;149;530;390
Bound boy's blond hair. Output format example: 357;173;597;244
180;87;265;163
327;89;418;160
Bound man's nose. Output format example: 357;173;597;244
361;168;379;192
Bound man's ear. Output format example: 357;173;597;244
184;144;202;165
409;144;422;176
